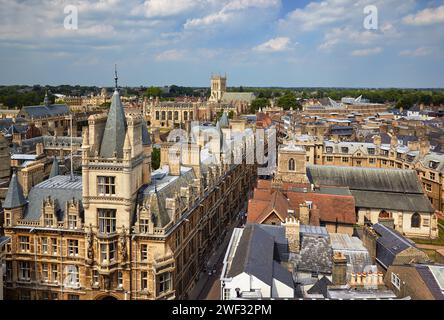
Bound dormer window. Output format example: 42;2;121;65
341;147;349;154
326;146;333;154
429;161;439;170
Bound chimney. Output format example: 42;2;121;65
419;138;430;157
309;204;321;226
373;135;381;147
36;142;44;156
283;217;300;253
299;202;310;225
332;252;348;286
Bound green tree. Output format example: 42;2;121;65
277;92;298;110
250;98;269;113
151;147;161;170
145;86;163;98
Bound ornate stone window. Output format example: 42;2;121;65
98;209;117;234
158;272;172;295
411;212;421;228
98;176;116;196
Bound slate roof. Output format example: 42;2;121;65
256;224;289;262
221;92;255;104
138;166;197;228
3;172;27;209
372;223;416;269
23;175;83;221
416;265;444;300
99;90;127;158
307;165;434;213
227;224;274;286
307;276;333;297
20;104;70;119
295;232;333;274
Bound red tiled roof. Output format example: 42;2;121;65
287;192;356;224
247;190;290;224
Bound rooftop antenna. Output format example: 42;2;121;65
114;64;119;91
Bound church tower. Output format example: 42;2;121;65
209;74;227;103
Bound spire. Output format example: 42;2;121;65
49;157;60;178
99;69;127;158
114;64;118;91
44;90;50;107
3;171;27;209
219;111;229;128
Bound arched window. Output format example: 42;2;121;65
174;111;179;121
184;111;188;121
411;212;421;228
288;158;295;171
161;111;166;120
168;111;172;120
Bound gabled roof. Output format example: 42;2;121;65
99;90;127;158
307;276;333;297
247;190;290;224
3;172;27;209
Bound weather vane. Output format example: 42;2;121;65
114;64;118;91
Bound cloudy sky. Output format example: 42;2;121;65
0;0;444;88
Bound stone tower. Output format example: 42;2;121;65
283;217;300;253
209;74;227;103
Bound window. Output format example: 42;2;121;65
184;111;188;121
326;146;333;154
430;172;436;180
98;209;117;234
369;158;375;164
423;218;430;227
342;157;349;163
51;264;59;283
44;212;53;227
5;261;12;282
66;265;79;287
41;263;49;282
161;111;166;120
411;212;421;228
368;148;375;155
68;214;78;229
20;291;31;300
429;161;439;169
68;239;79;257
19;236;30;252
382;160;387;165
141;244;148;262
174;111;179;121
141;271;149;291
117;271;123;288
41;237;48;254
168;111;172;120
93;270;99;286
98;176;116;196
41;292;50;300
140;219;149;234
100;242;117;263
341;147;349;153
19;261;31;281
223;288;230;300
5;212;11;226
155;111;160;120
326;156;333;162
158;272;171;294
425;183;432;192
391;273;401;290
51;292;59;300
68;294;80;300
288;158;295;171
382;150;389;157
52;238;58;255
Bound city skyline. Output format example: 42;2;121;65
0;0;444;88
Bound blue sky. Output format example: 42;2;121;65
0;0;444;88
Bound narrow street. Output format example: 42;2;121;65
189;202;247;300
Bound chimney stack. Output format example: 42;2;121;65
332;252;348;286
283;217;300;253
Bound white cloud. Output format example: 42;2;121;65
399;47;433;57
351;47;383;56
253;37;292;52
155;49;185;61
403;5;444;26
133;0;204;18
184;0;279;29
